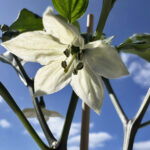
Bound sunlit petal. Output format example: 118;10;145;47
34;61;72;96
85;40;129;78
71;64;104;114
43;7;84;48
1;31;67;65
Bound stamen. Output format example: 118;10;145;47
73;69;78;75
64;55;76;73
76;62;84;70
63;49;70;57
77;52;83;60
61;61;67;68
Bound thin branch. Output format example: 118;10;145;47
13;55;31;84
102;78;128;125
140;120;150;129
96;0;116;38
0;82;49;150
29;85;56;146
134;88;150;123
13;55;56;146
58;91;78;147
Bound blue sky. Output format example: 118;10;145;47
0;0;150;150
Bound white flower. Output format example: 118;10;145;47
1;7;129;114
22;108;63;121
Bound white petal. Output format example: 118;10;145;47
34;61;72;96
22;108;36;118
22;108;63;121
41;108;63;118
71;65;104;114
43;7;84;48
85;40;129;78
1;31;67;65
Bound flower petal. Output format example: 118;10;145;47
22;108;63;121
34;61;72;96
85;40;129;78
70;64;104;114
22;108;36;118
1;31;67;65
43;7;84;48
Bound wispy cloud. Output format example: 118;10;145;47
68;132;112;149
89;132;112;148
129;61;150;87
134;140;150;150
0;96;3;103
0;119;11;128
121;53;133;65
121;53;150;87
24;118;112;149
68;146;79;150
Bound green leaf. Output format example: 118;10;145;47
118;33;150;62
9;9;43;33
52;0;89;22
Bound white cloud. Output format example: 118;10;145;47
128;61;150;87
69;135;80;144
89;132;112;148
0;119;11;128
121;53;133;64
0;96;3;103
47;118;93;138
24;118;112;149
68;146;79;150
134;140;150;150
68;132;112;149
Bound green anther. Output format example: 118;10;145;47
77;52;83;60
61;61;67;68
71;46;80;54
76;62;84;70
73;69;78;75
64;49;70;57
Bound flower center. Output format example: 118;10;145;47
61;45;84;75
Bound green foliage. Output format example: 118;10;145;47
9;9;43;33
118;33;150;62
52;0;89;22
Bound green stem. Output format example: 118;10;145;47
29;85;57;146
96;0;116;38
102;78;128;124
13;55;56;146
0;82;49;150
57;91;78;148
13;55;31;84
140;120;150;128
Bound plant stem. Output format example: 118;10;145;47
0;82;49;150
140;120;150;128
122;88;150;150
29;85;57;146
13;55;31;84
96;0;116;38
102;78;128;124
103;78;150;150
13;55;56;146
57;91;78;149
